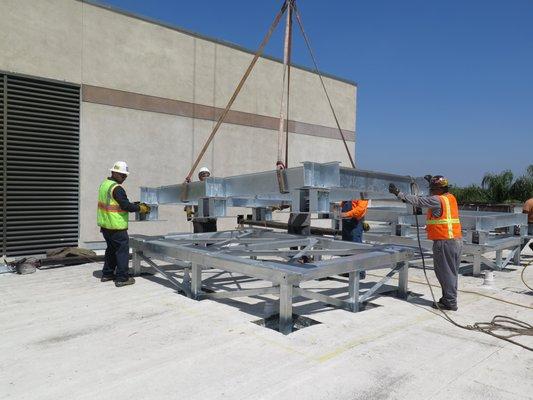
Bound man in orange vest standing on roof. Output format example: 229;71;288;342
340;198;369;244
340;197;369;279
389;175;462;311
97;161;150;287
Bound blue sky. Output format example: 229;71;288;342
100;0;532;186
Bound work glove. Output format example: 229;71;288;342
363;222;370;232
184;206;195;221
388;183;400;196
139;203;151;214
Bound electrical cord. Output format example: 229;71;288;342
413;211;533;352
366;272;533;310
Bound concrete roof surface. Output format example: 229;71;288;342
1;245;532;400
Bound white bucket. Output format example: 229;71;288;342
483;271;495;286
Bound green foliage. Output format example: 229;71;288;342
450;184;489;203
481;170;514;203
452;165;533;204
510;176;533;202
527;164;533;178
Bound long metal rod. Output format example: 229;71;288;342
200;286;279;300
139;254;192;297
185;2;287;182
2;75;7;257
294;287;348;309
358;265;401;303
293;5;356;168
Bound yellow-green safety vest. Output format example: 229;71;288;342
97;178;128;230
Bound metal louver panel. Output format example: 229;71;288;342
3;73;80;256
1;75;5;257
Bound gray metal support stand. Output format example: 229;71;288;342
279;283;293;334
398;262;408;299
348;271;360;312
132;250;142;277
473;254;481;276
513;245;521;265
191;263;203;299
495;250;502;269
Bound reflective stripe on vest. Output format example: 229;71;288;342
97;202;124;212
97;179;128;229
426;193;462;240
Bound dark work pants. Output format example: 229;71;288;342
193;219;218;233
341;218;366;279
432;239;462;307
101;229;130;282
341;218;364;243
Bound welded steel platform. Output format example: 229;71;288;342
130;228;414;334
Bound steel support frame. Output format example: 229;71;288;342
129;228;414;334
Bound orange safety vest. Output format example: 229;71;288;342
426;193;462;240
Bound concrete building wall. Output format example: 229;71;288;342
0;0;357;245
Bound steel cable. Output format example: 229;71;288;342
293;4;356;168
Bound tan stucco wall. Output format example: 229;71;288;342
1;0;357;244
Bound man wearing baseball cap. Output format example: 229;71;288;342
389;175;462;310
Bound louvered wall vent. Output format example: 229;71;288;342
1;73;80;257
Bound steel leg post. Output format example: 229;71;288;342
348;271;360;312
496;250;502;269
191;263;203;299
398;262;408;299
513;246;521;265
132;250;142;277
473;254;481;276
279;283;293;334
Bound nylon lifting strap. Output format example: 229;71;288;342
184;2;288;183
277;0;293;168
426;195;459;238
293;4;356;169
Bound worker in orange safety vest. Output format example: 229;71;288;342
389;175;462;311
340;197;369;279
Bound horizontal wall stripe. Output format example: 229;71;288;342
82;85;355;142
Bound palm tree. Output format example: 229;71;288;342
451;165;533;204
481;170;514;203
510;164;533;202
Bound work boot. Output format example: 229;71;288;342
431;301;458;311
115;277;135;287
100;275;115;282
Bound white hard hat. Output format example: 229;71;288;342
198;167;211;175
110;161;129;175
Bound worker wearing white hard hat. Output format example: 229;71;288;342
198;166;211;181
97;161;150;287
184;166;217;233
110;160;129;175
